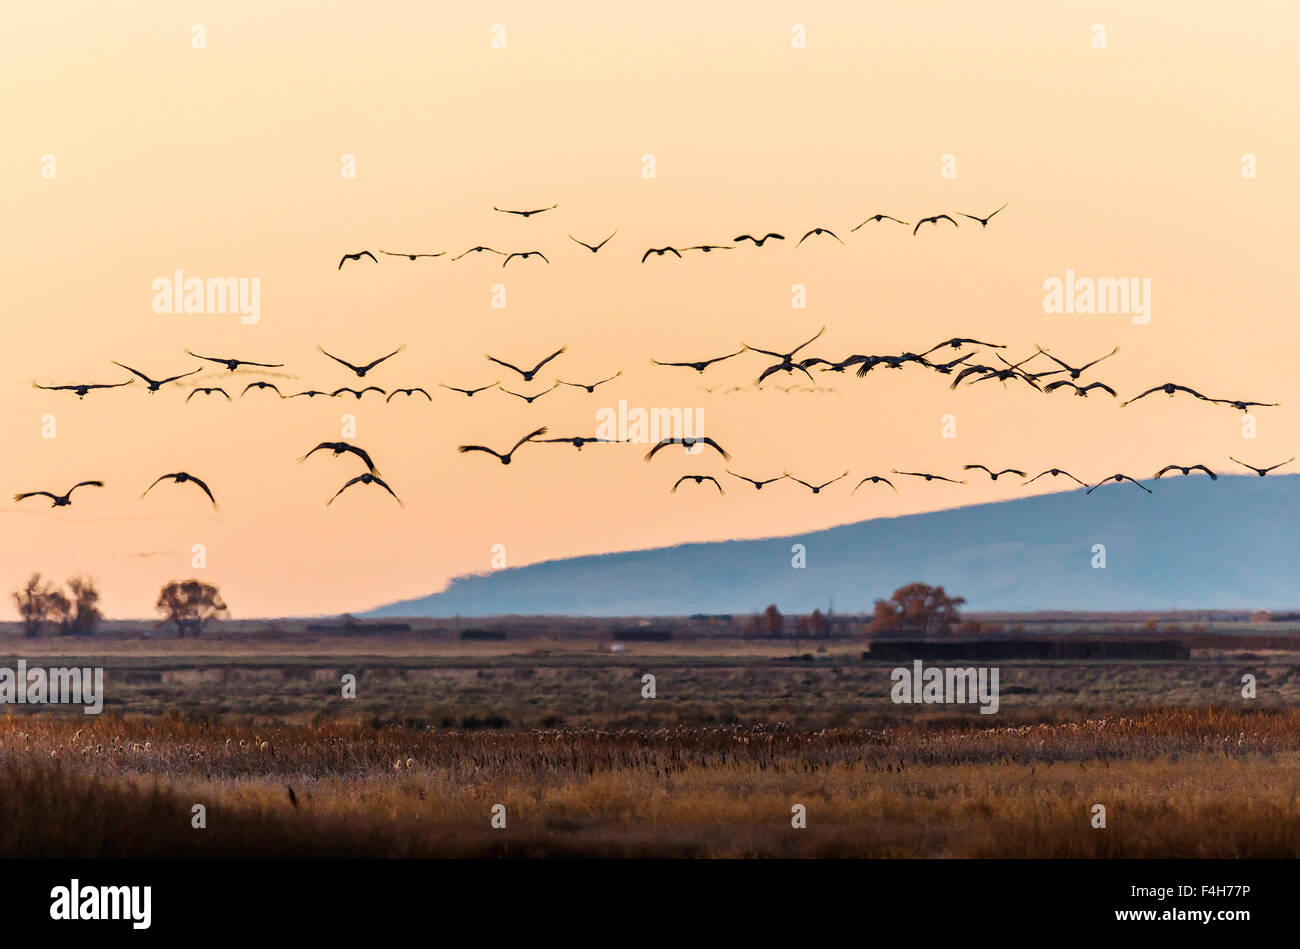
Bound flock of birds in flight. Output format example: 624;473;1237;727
20;201;1291;509
335;203;1012;270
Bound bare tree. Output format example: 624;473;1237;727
65;575;103;636
13;573;58;638
156;579;228;638
869;583;967;638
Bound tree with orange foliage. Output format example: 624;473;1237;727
869;583;966;637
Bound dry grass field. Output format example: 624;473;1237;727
1;636;1298;857
2;707;1298;857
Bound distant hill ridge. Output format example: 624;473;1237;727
365;475;1300;617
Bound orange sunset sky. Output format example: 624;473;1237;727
3;2;1298;619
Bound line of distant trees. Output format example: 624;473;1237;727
10;574;228;638
751;583;969;639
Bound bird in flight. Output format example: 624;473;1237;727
112;362;202;393
963;465;1028;481
734;233;784;246
493;204;557;218
187;386;231;402
557;371;622;393
458;427;548;465
241;381;283;398
796;227;843;246
452;246;507;261
487;347;566;382
854;475;897;493
892;469;965;484
641;246;683;262
503;250;549;268
188;352;284;372
33;379;132;399
379;250;444;260
726;471;787;490
328;472;403;507
1086;474;1152;494
644;436;731;462
386;387;432;403
1154;464;1217;480
744;327;825;384
501;383;560;404
1230;457;1294;477
784;471;849;494
318;344;405;377
913;214;959;235
1035;345;1119;380
1213;398;1278;413
301;441;379;475
14;481;104;507
331;386;386;400
1024;469;1087;487
338;250;377;269
569;231;617;253
961;203;1008;227
287;390;331;399
142;472;217;507
1044;380;1117;398
1121;383;1213;406
650;349;744;373
851;214;909;231
923;337;1006;355
683;244;734;254
928;352;979;376
672;475;723;494
536;434;625;450
439;381;499;398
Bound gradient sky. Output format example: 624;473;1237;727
4;2;1298;618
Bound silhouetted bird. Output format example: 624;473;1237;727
734;233;784;246
187;386;231;402
331;386;385;400
33;379;132;399
487;347;566;382
963;465;1027;481
851;214;909;231
318;344;405;377
386;387;432;402
1230;456;1294;477
913;214;959;235
300;441;379;474
14;481;104;507
457;427;548;465
923;337;1006;355
644;436;730;462
241;381;283;398
112;362;201;393
188;352;284;371
892;469;965;484
784;471;849;494
501;383;559;404
672;475;723;494
641;246;683;262
683;244;733;254
1154;464;1217;480
452;246;506;260
1122;383;1213;406
338;250;377;269
1035;345;1118;380
439;381;499;397
961;203;1008;227
536;434;624;450
1024;469;1087;486
142;472;217;507
503;250;549;267
650;349;744;372
493;203;557;217
1043;380;1117;398
328;472;403;506
557;371;622;393
853;475;897;493
569;231;617;253
379;250;444;260
796;227;843;246
727;471;787;490
1213;398;1278;413
1086;474;1151;494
